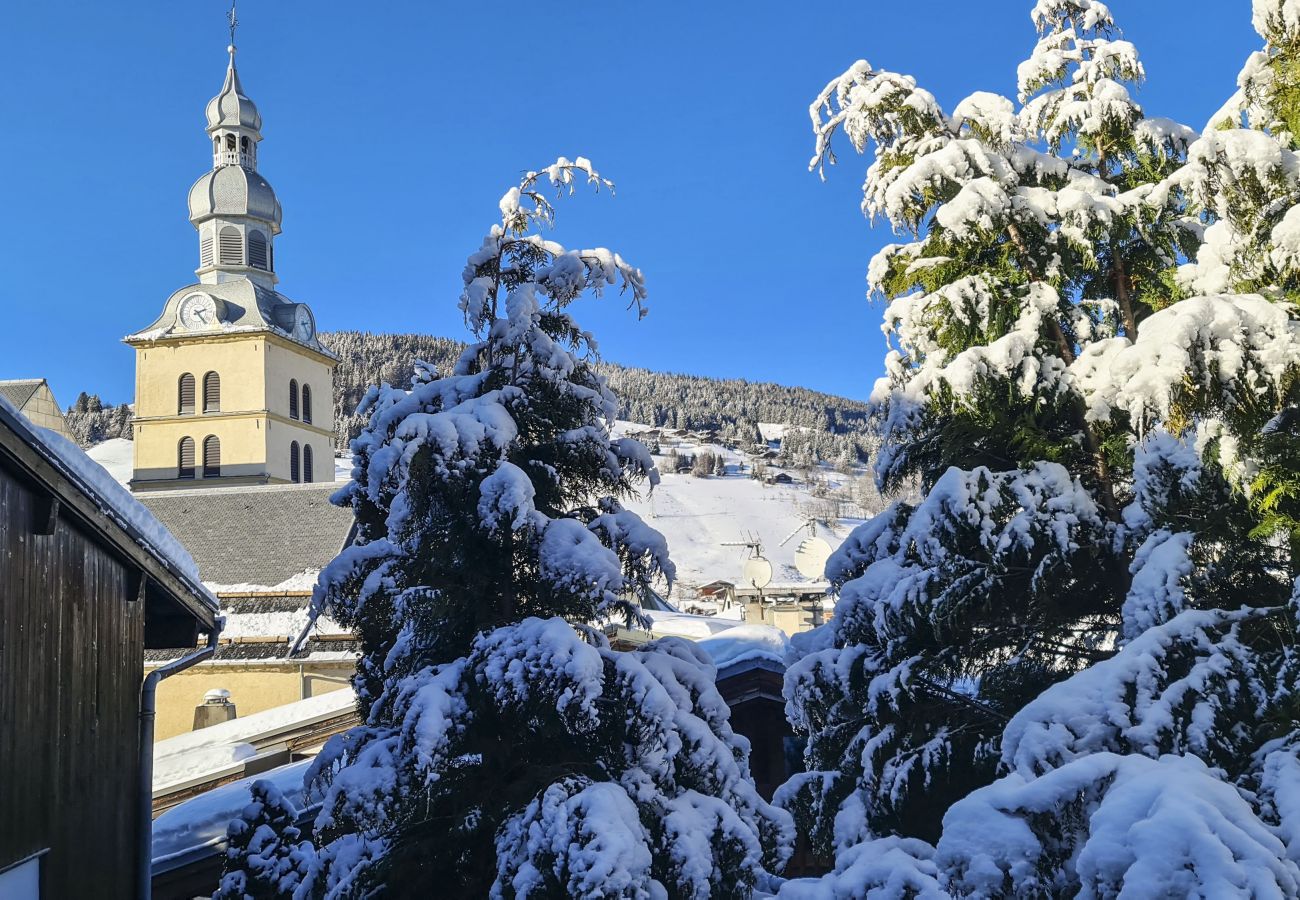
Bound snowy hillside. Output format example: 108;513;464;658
85;426;872;595
609;422;863;592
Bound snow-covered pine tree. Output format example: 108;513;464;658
780;1;1300;894
248;160;791;897
781;0;1194;852
215;780;312;899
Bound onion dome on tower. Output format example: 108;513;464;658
188;44;282;289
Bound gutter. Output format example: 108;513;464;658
138;623;222;900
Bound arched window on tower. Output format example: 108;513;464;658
290;441;301;483
303;445;314;483
178;437;196;479
289;379;299;420
178;373;196;415
203;436;221;478
225;133;237;151
218;226;243;266
240;136;250;154
203;372;221;413
301;384;313;424
248;231;269;270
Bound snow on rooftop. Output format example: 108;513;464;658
643;610;744;641
152;758;315;867
1;399;213;607
153;688;356;792
696;624;791;671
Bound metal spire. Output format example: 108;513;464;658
227;0;239;50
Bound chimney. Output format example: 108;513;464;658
193;687;237;730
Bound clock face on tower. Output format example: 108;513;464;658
178;293;219;331
292;305;315;342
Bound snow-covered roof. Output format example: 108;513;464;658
696;624;791;673
153;687;356;794
138;482;355;587
0;378;44;410
152;759;316;872
0;396;216;618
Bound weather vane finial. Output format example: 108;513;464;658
227;0;239;49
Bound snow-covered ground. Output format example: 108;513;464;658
610;422;862;592
85;436;134;484
86;424;867;597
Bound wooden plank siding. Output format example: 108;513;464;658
0;464;146;898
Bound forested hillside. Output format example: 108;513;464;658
66;331;876;463
324;332;874;457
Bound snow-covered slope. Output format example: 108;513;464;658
87;427;867;596
610;422;861;592
85;437;134;485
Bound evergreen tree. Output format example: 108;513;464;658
261;160;791;897
780;0;1300;892
215;780;312;899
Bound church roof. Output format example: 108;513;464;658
188;165;281;230
138;482;355;587
0;379;44;410
206;47;262;134
123;279;336;359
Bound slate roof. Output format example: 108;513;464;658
0;379;44;410
138;482;355;587
144;637;360;664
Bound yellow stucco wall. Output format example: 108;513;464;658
149;660;355;741
131;332;335;487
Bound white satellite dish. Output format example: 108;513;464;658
794;537;833;580
742;555;774;590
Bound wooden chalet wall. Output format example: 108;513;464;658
0;459;145;898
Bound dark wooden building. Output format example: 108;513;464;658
0;399;217;898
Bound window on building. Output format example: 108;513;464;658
225;133;236;151
203;436;222;478
301;384;313;424
248;231;269;270
203;371;221;413
218;226;242;266
200;232;214;268
290;441;301;483
240;136;250;153
289;379;299;420
178;373;196;415
179;437;196;479
303;444;314;483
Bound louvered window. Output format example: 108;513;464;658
200;233;214;268
289;379;299;420
303;445;314;483
178;374;196;415
203;371;221;413
218;226;243;266
178;437;196;479
290;441;301;483
301;384;313;424
203;436;222;478
248;231;269;270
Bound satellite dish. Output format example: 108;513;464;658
794;537;833;580
742;556;774;590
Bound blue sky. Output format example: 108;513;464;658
1;1;1260;407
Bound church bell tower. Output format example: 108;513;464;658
125;34;337;492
